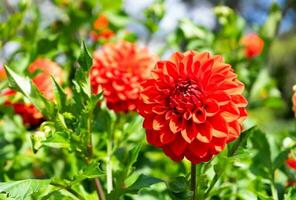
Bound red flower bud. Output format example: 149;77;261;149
241;33;264;58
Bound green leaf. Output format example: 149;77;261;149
87;92;103;112
31;131;47;152
41;132;71;150
72;161;105;185
52;76;67;111
167;176;193;200
4;65;55;119
127;144;142;171
0;179;50;200
228;126;255;156
127;174;163;191
250;128;273;179
167;176;187;193
78;41;92;72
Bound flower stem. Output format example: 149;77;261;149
50;182;85;200
106;119;115;193
271;173;279;200
106;137;113;193
191;163;196;200
271;182;279;200
95;178;106;200
86;108;106;200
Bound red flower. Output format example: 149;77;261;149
2;58;63;126
90;41;157;112
90;14;114;42
93;15;109;30
292;85;296;117
138;51;248;164
3;89;43;126
0;65;6;81
28;58;63;100
286;158;296;170
241;33;264;58
89;29;114;41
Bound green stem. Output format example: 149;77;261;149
204;174;219;197
271;171;279;200
196;164;203;199
271;182;279;200
191;163;196;200
86;109;105;200
87;112;93;161
95;178;106;200
106;138;113;193
50;182;85;200
106;121;115;193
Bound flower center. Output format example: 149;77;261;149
169;80;202;113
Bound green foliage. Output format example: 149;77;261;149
0;179;50;200
167;176;193;200
4;66;55;119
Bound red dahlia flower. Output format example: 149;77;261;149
3;89;43;126
241;33;264;58
292;85;296;117
2;58;63;126
138;51;248;164
90;41;157;112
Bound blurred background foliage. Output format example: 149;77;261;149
0;0;296;199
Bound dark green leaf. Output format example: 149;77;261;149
128;174;163;191
52;76;67;111
250;128;273;179
167;176;192;200
127;144;142;170
167;176;187;193
228;126;255;156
